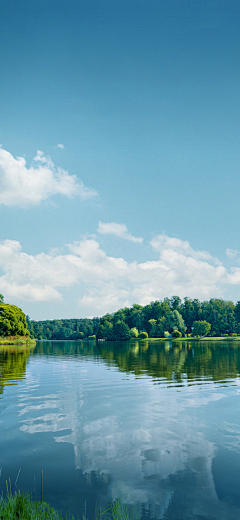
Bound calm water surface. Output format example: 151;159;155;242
1;339;240;520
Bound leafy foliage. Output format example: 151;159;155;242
193;320;211;337
27;317;100;340
139;331;148;339
112;322;131;340
167;310;186;335
164;331;170;338
25;295;240;340
0;304;29;337
130;327;139;338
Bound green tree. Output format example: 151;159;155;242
156;316;167;337
148;319;157;337
235;301;240;324
112;322;131;340
201;299;235;335
170;296;182;312
130;327;139;338
182;298;201;329
167;310;186;335
97;321;114;340
0;294;4;303
193;320;211;337
0;304;30;337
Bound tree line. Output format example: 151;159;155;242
26;317;100;340
24;296;240;341
96;296;240;340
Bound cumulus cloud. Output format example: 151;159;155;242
1;234;240;316
150;234;220;263
0;146;97;207
56;143;64;149
98;221;143;244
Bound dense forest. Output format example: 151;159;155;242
26;317;100;340
26;296;240;340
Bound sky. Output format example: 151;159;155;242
1;0;240;320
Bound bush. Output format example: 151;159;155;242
172;329;182;338
88;335;96;340
139;331;148;339
164;331;170;338
130;327;139;338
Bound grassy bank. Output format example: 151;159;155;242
145;336;240;342
0;335;36;345
0;492;68;519
0;490;136;520
169;336;240;342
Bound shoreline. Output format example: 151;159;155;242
0;336;36;346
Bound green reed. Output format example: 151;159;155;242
0;482;139;520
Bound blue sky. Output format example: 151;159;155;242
1;0;240;320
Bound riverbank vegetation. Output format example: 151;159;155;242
95;297;240;341
0;295;31;345
3;293;240;342
25;296;240;341
27;317;100;341
0;490;136;520
0;335;36;345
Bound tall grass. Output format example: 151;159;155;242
0;481;140;520
0;335;36;345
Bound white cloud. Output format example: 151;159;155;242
0;146;97;207
150;234;220;263
98;221;143;244
56;143;64;149
1;234;240;316
226;248;239;259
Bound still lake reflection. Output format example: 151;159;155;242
1;339;240;519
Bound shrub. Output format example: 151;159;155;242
130;327;139;338
164;331;170;338
172;329;182;338
139;331;148;339
88;335;96;340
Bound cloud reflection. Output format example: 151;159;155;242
16;355;240;519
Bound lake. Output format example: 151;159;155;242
1;339;240;520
